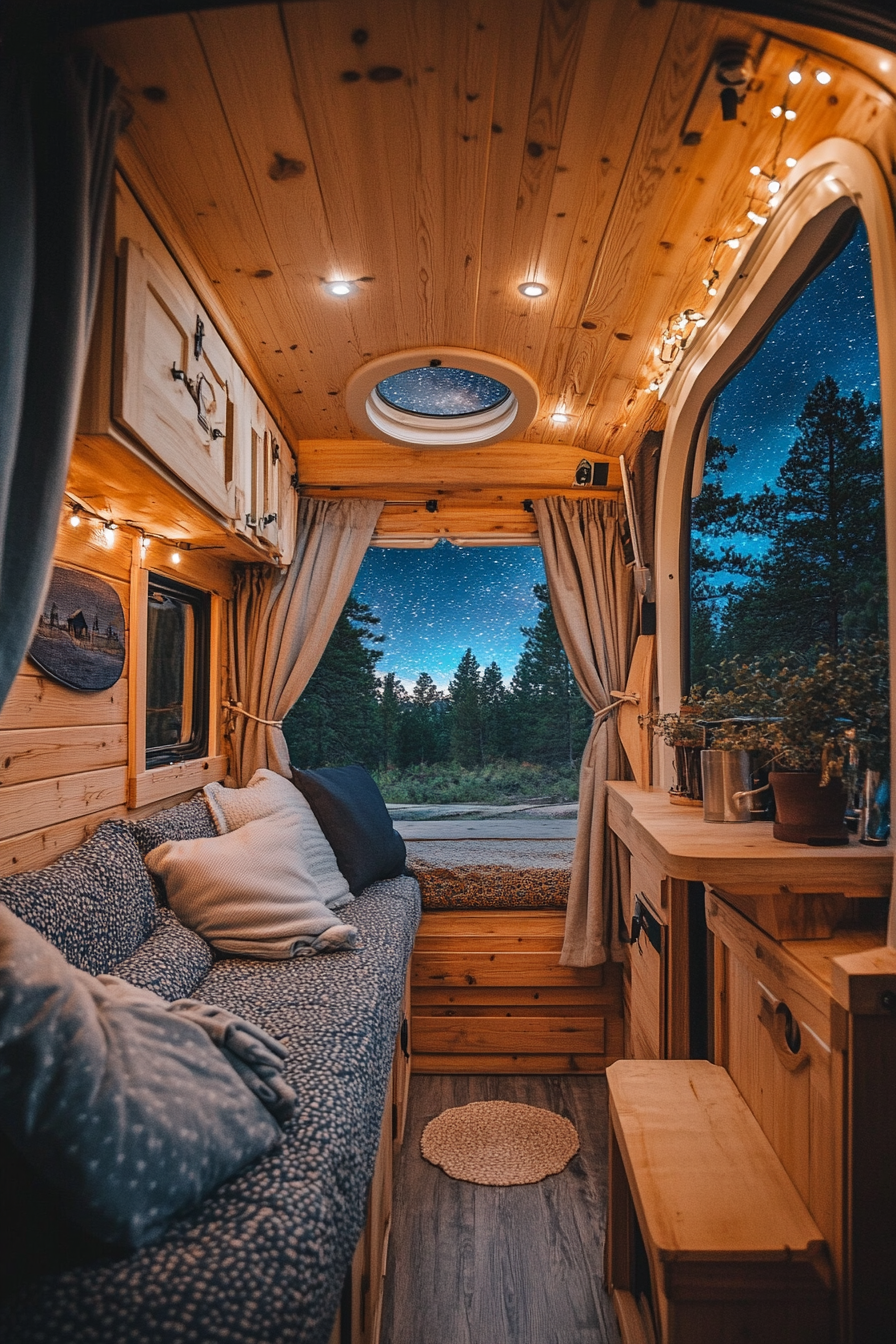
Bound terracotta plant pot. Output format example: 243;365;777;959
768;771;849;845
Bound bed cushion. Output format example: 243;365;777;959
144;813;361;959
405;840;572;910
0;905;283;1250
291;764;407;895
129;793;218;855
109;907;213;1000
0;820;157;973
0;874;422;1344
204;769;352;910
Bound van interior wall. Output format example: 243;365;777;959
0;504;234;878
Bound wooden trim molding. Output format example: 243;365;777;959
128;754;228;809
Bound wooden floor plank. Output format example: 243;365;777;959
381;1074;621;1344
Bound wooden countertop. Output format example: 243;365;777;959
607;781;893;888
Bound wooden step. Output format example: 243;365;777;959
411;951;603;987
412;1014;606;1055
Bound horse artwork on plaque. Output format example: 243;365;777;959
29;565;125;691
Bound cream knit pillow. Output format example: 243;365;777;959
145;814;360;960
204;770;352;910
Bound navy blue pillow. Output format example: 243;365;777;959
0;820;157;975
290;764;406;895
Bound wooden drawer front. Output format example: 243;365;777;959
412;1014;606;1055
411;951;601;988
115;238;234;517
629;850;665;924
709;896;836;1259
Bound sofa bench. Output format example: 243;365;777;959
0;794;420;1344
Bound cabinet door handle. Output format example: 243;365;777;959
757;988;809;1072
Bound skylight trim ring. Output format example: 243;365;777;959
346;347;540;448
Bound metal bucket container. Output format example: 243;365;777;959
701;749;753;823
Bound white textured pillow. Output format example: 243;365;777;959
145;814;360;959
204;769;351;911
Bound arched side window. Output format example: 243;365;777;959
655;139;896;771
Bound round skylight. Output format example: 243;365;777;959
375;366;512;418
346;348;539;448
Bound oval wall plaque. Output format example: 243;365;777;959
29;565;126;691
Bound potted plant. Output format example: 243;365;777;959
757;640;890;844
650;703;706;805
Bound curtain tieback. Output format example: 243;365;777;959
593;690;640;724
224;700;284;728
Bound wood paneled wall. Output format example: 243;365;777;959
0;492;234;878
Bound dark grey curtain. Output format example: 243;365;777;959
0;48;122;711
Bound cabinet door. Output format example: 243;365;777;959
114;237;234;518
277;440;300;566
630;896;665;1060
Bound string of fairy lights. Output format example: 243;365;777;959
64;492;221;565
646;56;835;395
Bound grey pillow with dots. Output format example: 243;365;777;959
0;904;282;1249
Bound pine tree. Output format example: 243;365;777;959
694;378;884;665
378;671;409;769
448;648;483;767
508;583;591;766
480;660;508;760
396;671;448;765
282;594;383;768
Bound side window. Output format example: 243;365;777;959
145;574;210;767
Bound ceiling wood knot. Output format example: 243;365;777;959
269;153;306;182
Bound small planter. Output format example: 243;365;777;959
670;744;703;806
768;771;849;845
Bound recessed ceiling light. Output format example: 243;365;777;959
815;69;831;85
518;282;547;298
324;280;355;297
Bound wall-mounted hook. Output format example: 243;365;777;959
194;315;205;359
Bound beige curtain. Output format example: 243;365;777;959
533;497;638;966
228;497;383;784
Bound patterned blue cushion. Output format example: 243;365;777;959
0;821;157;975
0;875;421;1344
129;795;218;905
129;795;217;857
110;908;213;1000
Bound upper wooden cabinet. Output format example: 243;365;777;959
79;175;298;566
114;237;234;518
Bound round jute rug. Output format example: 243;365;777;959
420;1101;580;1185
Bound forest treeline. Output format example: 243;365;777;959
283;582;592;775
691;376;886;684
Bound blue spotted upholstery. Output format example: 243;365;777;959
0;872;421;1344
110;907;214;1000
0;821;158;974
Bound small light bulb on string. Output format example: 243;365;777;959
649;379;661;392
785;156;798;168
770;105;783;118
784;108;797;121
749;165;761;176
69;506;81;528
171;549;181;565
747;210;767;226
815;70;831;85
767;178;781;194
139;535;150;559
725;237;741;250
103;522;116;548
788;69;802;85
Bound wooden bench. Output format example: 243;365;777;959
411;909;623;1073
605;1059;833;1344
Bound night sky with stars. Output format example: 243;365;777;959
708;218;879;494
353;543;546;691
352;221;879;689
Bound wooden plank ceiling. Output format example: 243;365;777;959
87;1;889;530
